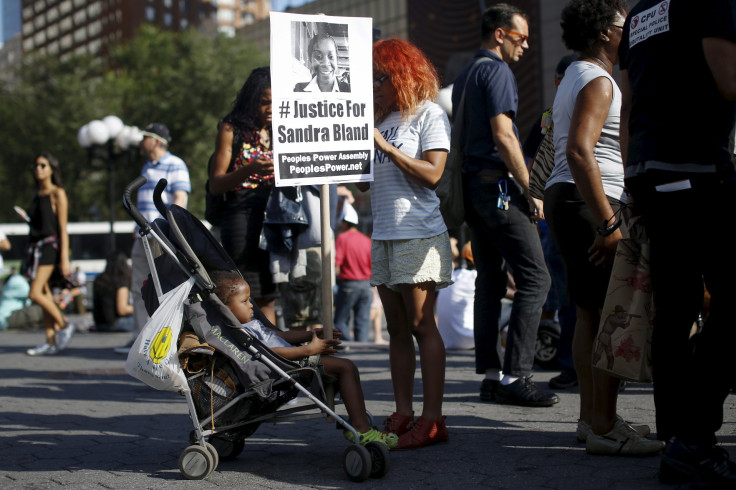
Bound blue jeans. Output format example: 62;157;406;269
628;172;736;445
333;279;372;342
465;175;551;377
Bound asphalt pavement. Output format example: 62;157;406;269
1;317;734;489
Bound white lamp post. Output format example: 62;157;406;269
78;116;143;250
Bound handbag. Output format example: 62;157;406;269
125;276;195;392
528;110;555;201
437;58;494;229
591;218;653;382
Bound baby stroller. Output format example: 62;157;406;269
122;177;390;482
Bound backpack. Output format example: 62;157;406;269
204;153;226;226
437;58;494;229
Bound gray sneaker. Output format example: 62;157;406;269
585;419;664;456
56;323;76;351
27;342;58;356
577;416;651;442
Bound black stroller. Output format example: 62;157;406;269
122;177;390;482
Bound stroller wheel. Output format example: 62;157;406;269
178;445;215;480
343;444;371;482
209;436;245;461
204;442;219;469
365;441;390;479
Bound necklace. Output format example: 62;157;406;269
583;55;610;72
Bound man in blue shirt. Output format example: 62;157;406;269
452;3;555;407
114;123;191;354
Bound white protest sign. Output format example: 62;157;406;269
270;12;374;187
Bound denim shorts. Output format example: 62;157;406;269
371;232;453;292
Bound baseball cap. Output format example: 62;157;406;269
141;123;171;145
342;202;359;225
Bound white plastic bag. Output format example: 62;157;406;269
125;277;195;392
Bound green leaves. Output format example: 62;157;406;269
0;26;268;222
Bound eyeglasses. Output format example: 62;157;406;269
32;163;47;169
610;23;624;29
373;74;388;89
499;28;528;44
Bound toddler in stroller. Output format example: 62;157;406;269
209;269;398;449
122;176;396;482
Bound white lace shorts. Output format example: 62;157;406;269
371;231;453;292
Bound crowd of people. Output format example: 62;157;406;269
4;0;735;485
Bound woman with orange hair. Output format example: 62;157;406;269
368;39;452;449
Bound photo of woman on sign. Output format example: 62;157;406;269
292;22;351;93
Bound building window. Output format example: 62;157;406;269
60;34;72;49
60;17;72;32
88;2;101;17
47;7;59;23
73;28;86;43
88;21;102;36
146;7;155;22
217;9;235;23
34;31;46;45
218;25;235;37
163;0;172;7
180;18;189;29
73;0;86;7
47;23;59;38
23;38;34;51
164;13;173;26
60;1;72;15
73;10;86;26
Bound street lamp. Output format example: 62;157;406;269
78;116;142;251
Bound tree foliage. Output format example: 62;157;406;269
0;26;268;223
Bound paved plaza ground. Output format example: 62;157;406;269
1;321;734;489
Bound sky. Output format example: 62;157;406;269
271;0;315;12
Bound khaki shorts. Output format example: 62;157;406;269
371;232;453;292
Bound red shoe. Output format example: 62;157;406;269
383;412;414;436
395;416;448;450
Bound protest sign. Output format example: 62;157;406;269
270;12;374;187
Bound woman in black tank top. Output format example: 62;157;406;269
25;153;76;356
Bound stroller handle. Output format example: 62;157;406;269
123;176;151;235
153;178;168;218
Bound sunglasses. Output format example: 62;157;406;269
373;74;388;89
32;163;48;169
499;28;529;44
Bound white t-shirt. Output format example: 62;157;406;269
436;267;476;350
371;101;451;240
546;61;626;202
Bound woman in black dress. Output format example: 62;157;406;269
25;153;75;356
209;67;278;324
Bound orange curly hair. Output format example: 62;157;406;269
373;39;439;123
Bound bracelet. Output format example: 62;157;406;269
597;215;622;237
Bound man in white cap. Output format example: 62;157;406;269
114;122;191;354
333;202;373;342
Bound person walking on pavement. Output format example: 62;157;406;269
619;0;736;484
115;123;191;354
333;202;373;342
25;153;76;355
452;3;556;407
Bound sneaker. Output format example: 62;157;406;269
585;419;665;456
27;342;58;356
383;411;414;436
480;379;499;401
577;416;651;443
660;437;736;486
56;323;76;351
395;416;448;450
549;370;578;390
495;376;559;407
344;428;398;450
114;338;135;355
